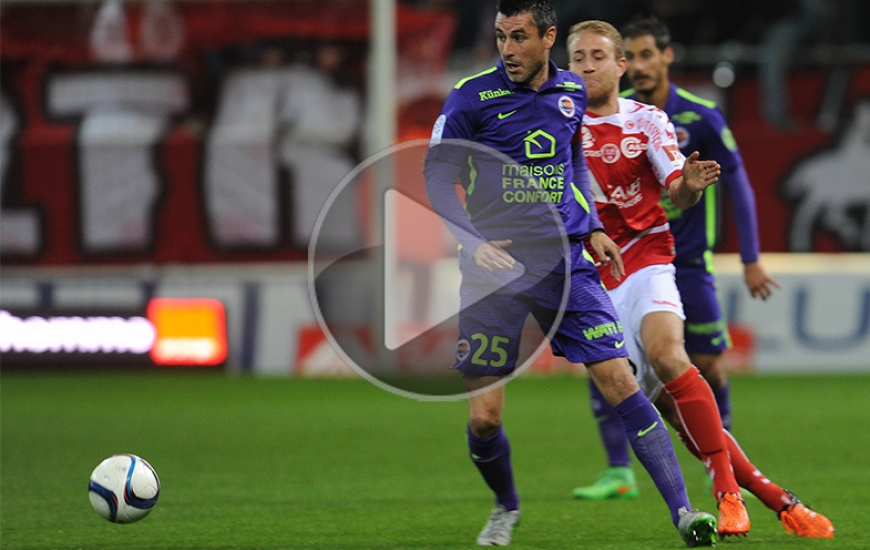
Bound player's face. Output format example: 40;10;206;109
495;12;556;89
568;32;625;108
624;34;672;94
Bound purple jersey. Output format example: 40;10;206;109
425;61;626;376
424;59;601;255
624;84;760;267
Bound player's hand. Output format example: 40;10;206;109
589;230;625;283
744;261;780;300
473;240;515;272
682;151;720;193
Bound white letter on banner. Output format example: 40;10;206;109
0;89;41;256
205;65;361;248
47;72;188;253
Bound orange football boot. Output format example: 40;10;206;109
779;490;835;538
717;492;750;537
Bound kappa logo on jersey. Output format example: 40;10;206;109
524;129;556;159
456;338;471;361
675;126;690;149
621;137;646;159
601;143;621;163
625;119;636;131
558;95;575;118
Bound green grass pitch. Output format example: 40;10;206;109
2;371;868;549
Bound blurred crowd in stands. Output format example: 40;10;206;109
402;0;869;63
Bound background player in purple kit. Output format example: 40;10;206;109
424;1;717;546
572;15;782;502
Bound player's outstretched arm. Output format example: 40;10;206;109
589;230;625;283
668;151;721;210
744;261;781;300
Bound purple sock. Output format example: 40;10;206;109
468;426;519;511
714;382;732;431
588;378;632;467
615;391;690;526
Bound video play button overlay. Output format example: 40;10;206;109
308;139;570;400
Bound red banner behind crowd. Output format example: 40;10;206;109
2;1;869;266
1;0;454;265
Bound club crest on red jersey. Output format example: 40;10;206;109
602;143;621;163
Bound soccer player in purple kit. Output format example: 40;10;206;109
572;15;780;502
424;1;717;546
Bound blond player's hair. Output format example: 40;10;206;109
566;20;625;61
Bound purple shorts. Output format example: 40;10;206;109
453;244;628;377
674;265;730;355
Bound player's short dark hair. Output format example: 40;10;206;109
497;0;557;37
622;16;671;51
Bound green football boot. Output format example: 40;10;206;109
572;466;639;500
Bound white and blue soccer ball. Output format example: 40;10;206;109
88;454;160;523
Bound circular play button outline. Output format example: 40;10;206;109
308;138;572;401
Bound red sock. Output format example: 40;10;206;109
664;366;740;497
723;431;792;512
678;428;792;512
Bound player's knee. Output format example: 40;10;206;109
587;358;640;405
691;354;727;389
647;341;691;382
468;412;502;439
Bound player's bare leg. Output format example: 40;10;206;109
641;311;749;537
465;377;520;546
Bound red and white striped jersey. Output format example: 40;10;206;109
580;98;685;289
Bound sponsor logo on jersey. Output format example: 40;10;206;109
559;95;575;118
609;178;643;208
478;88;512;101
621;136;645;158
456;338;470;361
500;162;566;204
582;321;623;341
524;129;556;159
601;143;621;163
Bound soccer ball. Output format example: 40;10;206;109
88;454;160;523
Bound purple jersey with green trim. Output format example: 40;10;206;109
424;61;627;375
624;84;760;267
424;59;600;254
